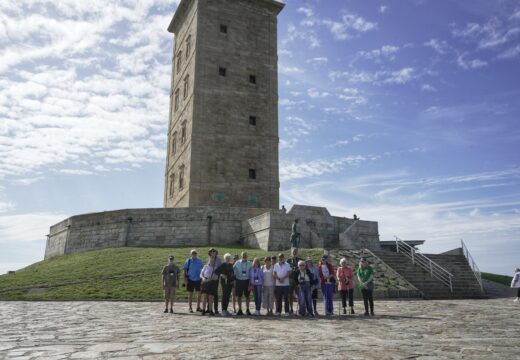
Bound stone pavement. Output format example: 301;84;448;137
1;299;519;359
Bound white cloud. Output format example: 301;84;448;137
279;65;304;74
323;13;377;40
424;38;450;54
338;88;366;104
452;17;520;50
457;54;488;70
283;24;320;48
353;45;399;63
297;6;314;18
307;88;330;98
306;57;328;65
384;67;415;84
379;6;389;14
497;44;520;59
421;84;437;92
284;116;315;137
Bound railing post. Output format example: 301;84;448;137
411;247;415;264
396;240;399;253
430;260;433;276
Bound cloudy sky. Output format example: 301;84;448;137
1;0;519;276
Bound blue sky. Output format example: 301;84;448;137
0;0;519;276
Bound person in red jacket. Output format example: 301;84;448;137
318;255;336;315
336;257;355;315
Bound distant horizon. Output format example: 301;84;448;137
1;0;519;276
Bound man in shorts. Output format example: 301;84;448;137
287;247;301;314
183;249;203;313
162;255;180;314
233;251;252;315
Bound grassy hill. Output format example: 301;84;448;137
0;247;325;301
481;272;513;287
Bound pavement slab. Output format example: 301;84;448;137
1;299;519;359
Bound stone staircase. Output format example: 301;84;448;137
373;250;485;299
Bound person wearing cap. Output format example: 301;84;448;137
357;257;375;316
162;255;180;314
287;247;301;314
233;251;252;315
293;260;316;316
183;249;203;313
208;248;222;314
273;253;291;316
306;258;321;315
215;253;235;316
262;256;275;315
318;255;336;315
337;257;355;315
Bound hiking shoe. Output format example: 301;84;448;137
196;307;203;312
209;311;215;316
189;308;194;313
364;312;369;316
343;308;347;315
350;308;355;315
201;310;206;316
237;309;243;316
163;308;168;313
246;309;251;316
275;312;281;316
169;309;174;314
370;311;375;316
214;311;220;315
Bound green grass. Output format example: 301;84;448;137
0;247;325;301
481;272;513;287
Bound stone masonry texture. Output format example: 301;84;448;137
164;0;283;209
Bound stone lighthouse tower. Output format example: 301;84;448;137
164;0;284;209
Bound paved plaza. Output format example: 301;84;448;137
0;299;518;359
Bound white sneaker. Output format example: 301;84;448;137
255;310;260;316
514;298;519;302
275;312;281;316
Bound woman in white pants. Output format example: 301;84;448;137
262;256;275;315
512;268;520;302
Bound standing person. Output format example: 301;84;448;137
183;249;203;313
250;257;263;315
233;251;252;315
318;255;336;315
306;258;321;315
273;253;291;316
337;257;355;315
287;248;301;314
232;254;239;313
511;268;520;302
262;256;275;315
357;257;375;316
293;260;315;316
215;253;235;316
200;256;218;316
162;255;180;314
208;248;222;314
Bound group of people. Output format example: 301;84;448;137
161;248;376;317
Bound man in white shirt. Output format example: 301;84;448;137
273;253;291;316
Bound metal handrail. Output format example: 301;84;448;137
461;239;484;293
395;236;453;292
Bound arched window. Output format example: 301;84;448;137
183;75;189;99
185;35;191;59
169;173;175;197
174;89;180;112
171;131;177;154
181;121;187;143
176;51;182;74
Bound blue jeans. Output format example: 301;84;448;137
253;285;262;311
322;283;334;314
298;282;314;316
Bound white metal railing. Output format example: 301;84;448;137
395;236;453;292
461;239;484;293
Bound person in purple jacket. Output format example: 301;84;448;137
249;257;263;315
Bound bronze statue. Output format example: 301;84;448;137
290;219;301;249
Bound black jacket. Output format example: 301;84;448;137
293;268;317;286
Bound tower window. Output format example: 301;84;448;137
185;35;191;59
183;74;189;99
176;51;182;74
220;24;228;34
249;116;257;126
174;89;180;112
169;173;175;197
219;67;226;76
249;168;256;179
171;131;178;154
249;75;256;84
181;121;187;143
179;165;185;189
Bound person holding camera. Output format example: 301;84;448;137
250;257;263;315
318;255;336;315
183;249;203;313
357;257;375;316
162;255;180;314
233;251;252;315
306;258;321;315
215;253;236;316
337;257;355;315
200;256;219;316
293;260;315;316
